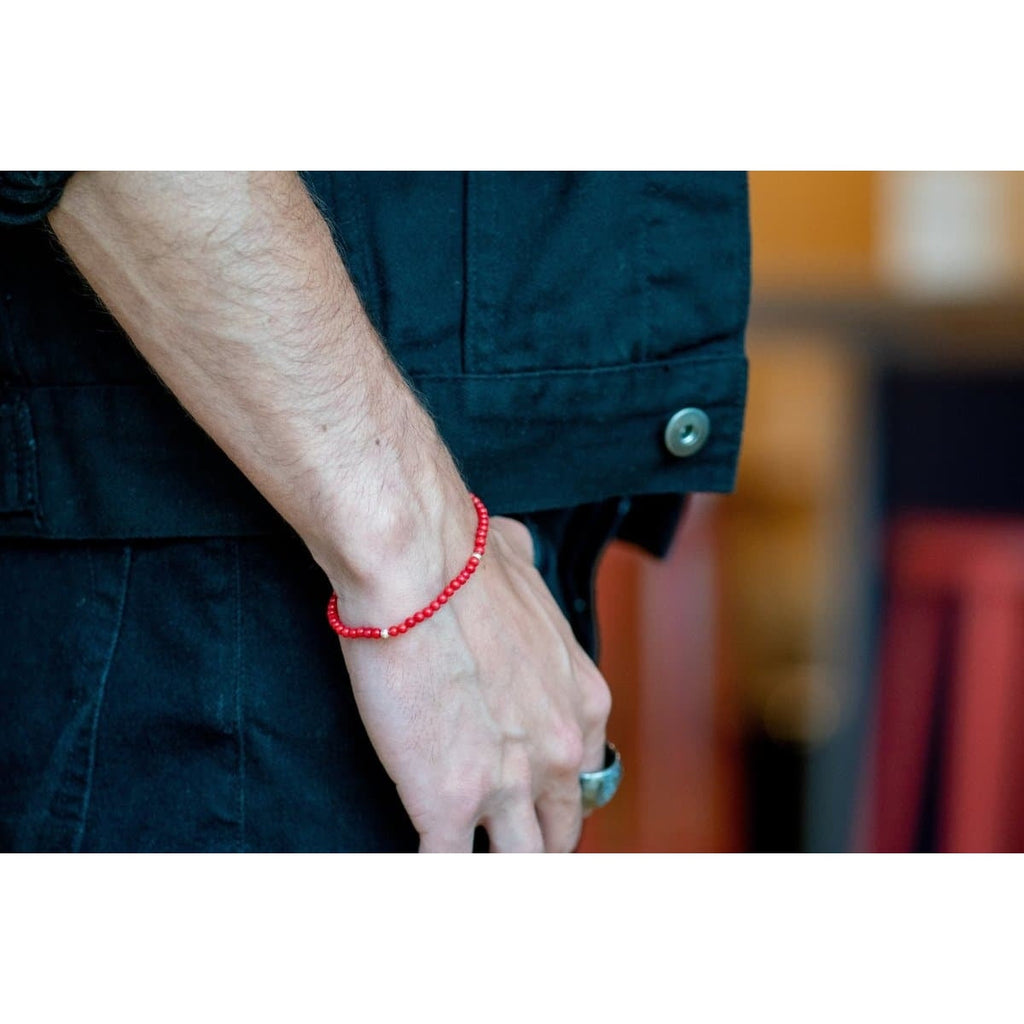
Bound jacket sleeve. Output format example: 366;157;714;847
0;172;74;225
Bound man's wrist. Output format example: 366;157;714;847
311;459;480;625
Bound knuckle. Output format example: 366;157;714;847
582;672;613;726
547;720;586;774
497;756;534;804
499;778;533;808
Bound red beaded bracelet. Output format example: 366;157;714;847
326;493;489;640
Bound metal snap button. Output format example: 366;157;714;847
663;407;710;458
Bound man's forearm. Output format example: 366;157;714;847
47;170;612;853
49;171;475;612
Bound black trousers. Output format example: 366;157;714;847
0;499;629;852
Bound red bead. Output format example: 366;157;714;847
414;611;425;623
405;616;417;629
443;585;455;597
423;607;434;618
397;624;408;634
429;600;441;612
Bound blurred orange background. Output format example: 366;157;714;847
581;172;1024;853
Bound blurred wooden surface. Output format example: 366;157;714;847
579;499;745;853
749;171;877;292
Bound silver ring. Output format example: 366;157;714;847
579;743;622;813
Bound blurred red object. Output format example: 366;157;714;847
864;514;1024;852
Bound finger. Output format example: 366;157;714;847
581;739;606;775
535;790;584;853
479;804;545;853
418;826;475;854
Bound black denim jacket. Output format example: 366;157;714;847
0;172;749;548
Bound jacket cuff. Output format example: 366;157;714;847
0;172;74;226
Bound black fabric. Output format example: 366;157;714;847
0;172;750;548
315;173;750;378
0;500;621;852
0;353;744;538
0;173;749;851
616;493;690;559
0;172;74;225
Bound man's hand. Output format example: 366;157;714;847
340;515;611;852
48;171;612;851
